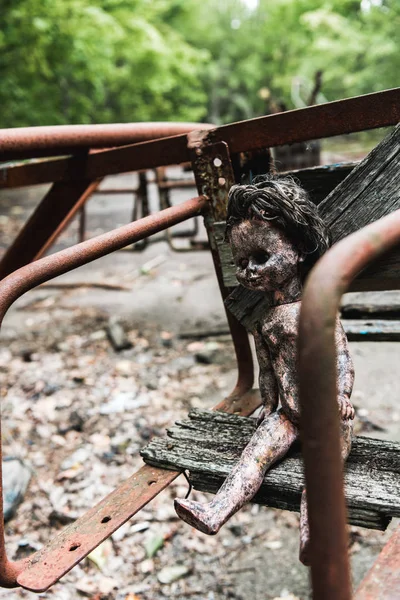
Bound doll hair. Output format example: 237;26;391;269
225;174;331;271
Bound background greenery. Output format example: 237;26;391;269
0;0;398;127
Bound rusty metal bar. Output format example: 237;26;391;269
215;87;400;154
0;122;213;161
1;89;399;189
78;205;86;244
94;188;138;194
298;208;400;600
18;465;177;592
34;180;102;261
0;180;100;279
354;524;400;599
0;195;207;589
190;140;254;399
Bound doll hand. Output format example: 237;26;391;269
338;397;355;420
256;406;273;427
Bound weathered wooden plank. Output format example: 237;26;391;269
178;320;400;342
329;158;400;243
342;319;400;341
284;162;357;206
141;409;400;531
341;301;400;320
318;125;400;233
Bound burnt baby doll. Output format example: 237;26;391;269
174;175;355;564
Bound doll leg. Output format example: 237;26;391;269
175;409;298;535
299;419;353;565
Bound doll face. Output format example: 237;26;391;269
230;219;303;292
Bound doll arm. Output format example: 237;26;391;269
335;318;355;420
254;330;279;419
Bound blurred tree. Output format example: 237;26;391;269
169;0;399;123
0;0;398;127
0;0;208;126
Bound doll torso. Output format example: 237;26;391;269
259;301;302;424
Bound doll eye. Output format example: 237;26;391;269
253;251;269;264
238;258;249;269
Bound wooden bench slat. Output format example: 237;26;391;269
141;408;400;532
318;125;400;235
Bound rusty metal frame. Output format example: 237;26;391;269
354;524;400;599
0;122;213;161
0;180;101;278
1;89;398;277
1;88;399;189
298;208;400;600
0;88;399;593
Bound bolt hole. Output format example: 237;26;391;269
69;543;81;552
213;157;222;167
148;480;157;486
101;515;111;524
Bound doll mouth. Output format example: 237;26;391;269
247;275;261;282
246;277;263;287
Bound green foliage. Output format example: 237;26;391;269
0;0;398;127
170;0;399;123
0;0;208;126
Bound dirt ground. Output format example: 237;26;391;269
0;169;398;600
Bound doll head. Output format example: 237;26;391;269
225;175;331;293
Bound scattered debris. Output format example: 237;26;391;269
140;254;166;275
145;534;165;559
157;564;191;584
106;316;133;351
87;539;114;571
194;341;221;364
3;458;32;522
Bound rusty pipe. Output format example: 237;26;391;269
0;194;207;587
298;208;400;600
0;122;213;161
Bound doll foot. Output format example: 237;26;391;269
174;498;221;535
299;540;311;566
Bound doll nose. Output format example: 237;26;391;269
247;261;258;276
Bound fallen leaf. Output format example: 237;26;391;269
144;534;164;558
157;564;190;584
87;539;113;570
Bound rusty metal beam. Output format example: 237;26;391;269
354;525;400;600
33;180;102;261
214;87;400;154
1;89;399;189
298;208;400;600
17;465;176;592
0;180;100;279
0;122;213;161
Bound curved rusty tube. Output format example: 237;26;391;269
298;208;400;600
0;122;213;161
0;194;207;587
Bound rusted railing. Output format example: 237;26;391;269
0;122;213;161
299;208;400;600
